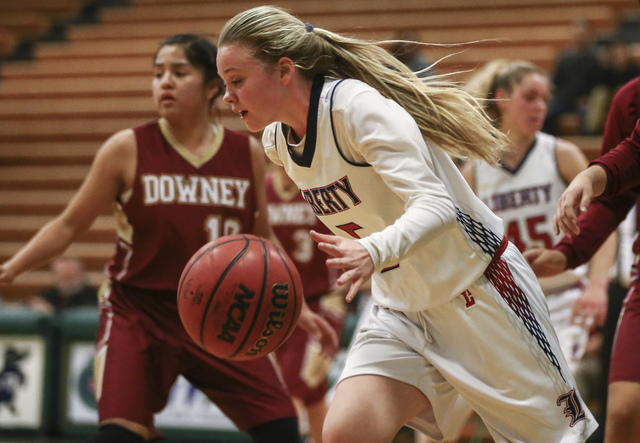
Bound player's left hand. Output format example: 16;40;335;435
310;230;374;303
297;300;339;357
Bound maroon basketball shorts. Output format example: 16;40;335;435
274;295;345;405
609;265;640;384
95;280;296;431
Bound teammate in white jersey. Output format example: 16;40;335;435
216;7;598;442
463;60;615;372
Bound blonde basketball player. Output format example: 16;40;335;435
217;7;598;443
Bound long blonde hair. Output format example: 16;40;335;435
219;6;507;166
465;60;547;128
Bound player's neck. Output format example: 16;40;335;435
502;130;536;168
161;116;215;154
280;75;314;141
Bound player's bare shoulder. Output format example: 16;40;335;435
555;137;589;185
100;128;137;161
92;128;138;193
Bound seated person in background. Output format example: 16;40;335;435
30;256;97;314
544;19;601;136
584;35;640;135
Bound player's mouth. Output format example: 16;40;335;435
160;93;175;105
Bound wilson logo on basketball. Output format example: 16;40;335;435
217;284;255;344
246;283;289;356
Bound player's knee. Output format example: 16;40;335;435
83;423;145;442
247;416;301;443
323;425;352;443
322;415;361;443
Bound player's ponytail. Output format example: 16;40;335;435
219;6;508;166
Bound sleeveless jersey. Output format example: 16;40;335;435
265;174;334;299
263;76;505;312
474;132;587;292
107;120;256;290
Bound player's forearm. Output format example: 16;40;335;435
586;231;617;290
4;218;78;278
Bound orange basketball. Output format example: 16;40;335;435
177;234;303;360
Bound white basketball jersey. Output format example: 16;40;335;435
474;133;587;292
263;77;505;312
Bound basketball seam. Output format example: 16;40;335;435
178;236;248;298
198;236;252;350
228;236;269;358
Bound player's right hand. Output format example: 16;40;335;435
310;230;374;304
523;248;567;278
0;262;16;285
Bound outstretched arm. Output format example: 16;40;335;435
0;130;133;288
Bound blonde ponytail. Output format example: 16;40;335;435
220;6;509;166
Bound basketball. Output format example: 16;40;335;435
177;234;304;361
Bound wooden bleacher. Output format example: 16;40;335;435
0;0;87;57
0;0;633;301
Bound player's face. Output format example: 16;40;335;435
500;73;549;136
152;45;216;120
217;44;285;132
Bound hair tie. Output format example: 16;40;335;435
305;22;314;32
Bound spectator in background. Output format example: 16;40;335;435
584;36;640;135
30;256;97;314
388;29;434;78
544;19;602;136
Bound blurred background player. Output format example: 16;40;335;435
0;33;337;443
463;60;615;372
267;165;347;443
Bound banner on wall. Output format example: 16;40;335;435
0;335;45;429
65;341;238;430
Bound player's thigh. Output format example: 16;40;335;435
325;374;429;443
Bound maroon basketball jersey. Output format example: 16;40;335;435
266;173;335;299
107;120;256;290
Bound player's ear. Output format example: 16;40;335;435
494;88;509;110
277;57;296;85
